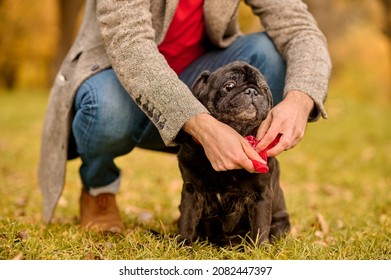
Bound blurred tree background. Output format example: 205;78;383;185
0;0;389;105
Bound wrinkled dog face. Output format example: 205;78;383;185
192;61;273;136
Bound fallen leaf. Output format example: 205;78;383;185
315;230;325;238
12;252;24;260
15;196;27;207
313;240;328;247
290;225;299;237
58;196;69;207
15;230;29;242
15;209;26;217
337;219;345;229
315;213;329;234
138;211;153;223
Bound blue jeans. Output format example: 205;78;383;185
72;32;286;194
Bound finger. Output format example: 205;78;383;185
256;113;282;151
242;140;266;164
208;146;256;172
256;127;280;152
241;157;258;173
265;134;291;157
269;127;307;157
256;113;272;140
213;155;256;173
239;158;259;173
238;141;264;173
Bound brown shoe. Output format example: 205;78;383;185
80;190;124;233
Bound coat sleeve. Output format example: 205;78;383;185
96;0;209;146
247;0;332;120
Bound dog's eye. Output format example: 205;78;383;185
224;81;236;91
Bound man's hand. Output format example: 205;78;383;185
183;114;265;172
256;91;314;157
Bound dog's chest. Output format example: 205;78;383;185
179;142;265;211
194;166;262;216
201;192;243;219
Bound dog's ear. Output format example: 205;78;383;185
191;70;210;99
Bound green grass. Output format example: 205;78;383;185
0;89;390;260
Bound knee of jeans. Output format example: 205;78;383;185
73;72;141;153
244;33;286;74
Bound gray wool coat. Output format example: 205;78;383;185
39;0;331;223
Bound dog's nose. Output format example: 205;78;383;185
244;88;258;96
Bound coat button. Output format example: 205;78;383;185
57;73;66;83
91;65;100;71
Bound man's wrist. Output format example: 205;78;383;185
285;90;314;116
182;113;214;141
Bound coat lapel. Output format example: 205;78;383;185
152;0;179;44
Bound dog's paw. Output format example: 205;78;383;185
176;235;193;247
269;212;291;242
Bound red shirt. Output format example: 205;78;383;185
158;0;206;75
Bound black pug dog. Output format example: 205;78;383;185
177;61;290;246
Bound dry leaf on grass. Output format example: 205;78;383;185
313;240;328;247
14;196;27;207
12;252;24;260
138;211;154;223
314;213;329;235
105;241;113;249
337;219;345;229
86;251;103;260
290;225;299;237
15;230;29;242
58;196;69;207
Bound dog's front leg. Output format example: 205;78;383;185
247;191;272;245
177;183;203;245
